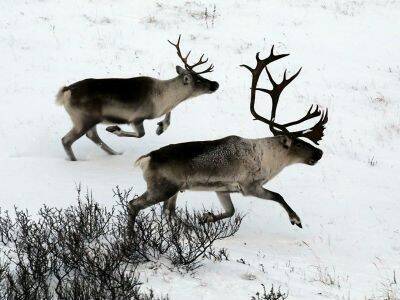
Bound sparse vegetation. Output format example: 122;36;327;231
237;258;250;266
0;186;243;298
369;155;378;166
82;14;111;25
187;3;217;28
145;16;158;24
368;270;399;300
311;265;344;289
371;93;389;107
250;284;288;300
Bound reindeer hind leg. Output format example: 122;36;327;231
128;180;179;224
61;105;98;161
61;125;91;161
86;126;121;155
200;192;235;223
162;193;178;217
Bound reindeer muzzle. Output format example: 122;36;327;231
308;149;323;165
209;81;219;92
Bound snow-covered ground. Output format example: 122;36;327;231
1;0;399;299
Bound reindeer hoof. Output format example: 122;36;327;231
156;124;164;135
199;212;215;224
290;215;302;228
106;125;121;133
110;151;123;156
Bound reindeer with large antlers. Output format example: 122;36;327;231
56;35;218;161
131;45;328;228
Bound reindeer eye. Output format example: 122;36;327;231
295;143;302;148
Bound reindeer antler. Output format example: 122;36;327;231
168;35;214;75
240;47;290;135
241;46;328;145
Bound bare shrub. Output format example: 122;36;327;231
205;248;229;262
115;188;243;272
0;186;243;297
251;284;288;300
0;189;155;299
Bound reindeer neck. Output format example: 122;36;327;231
156;76;193;106
255;137;297;179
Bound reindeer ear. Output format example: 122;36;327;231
279;136;292;149
176;65;185;75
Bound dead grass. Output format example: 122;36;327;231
311;265;345;289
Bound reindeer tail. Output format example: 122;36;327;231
55;86;71;106
135;154;151;170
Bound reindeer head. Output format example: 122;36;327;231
168;35;219;96
241;46;328;166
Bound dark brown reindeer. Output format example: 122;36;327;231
56;35;219;161
130;46;328;228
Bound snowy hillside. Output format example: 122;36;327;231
1;0;399;299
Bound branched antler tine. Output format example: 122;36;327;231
255;87;271;94
168;35;181;50
240;64;253;73
241;49;290;75
244;47;295;137
199;54;206;62
261;53;290;66
168;35;190;69
190;54;209;68
265;46;290;63
291;109;328;144
283;104;322;127
168;35;214;74
167;34;180;47
196;64;214;74
256;51;262;62
245;47;328;144
282;67;302;87
185;51;191;60
308;110;328;143
319;109;328;126
168;35;213;74
264;67;303;131
265;66;277;87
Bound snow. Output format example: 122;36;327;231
1;0;399;299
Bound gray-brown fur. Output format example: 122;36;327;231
129;46;328;229
56;66;219;161
131;135;323;227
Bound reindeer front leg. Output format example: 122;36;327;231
106;122;145;138
156;112;171;135
242;183;302;228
